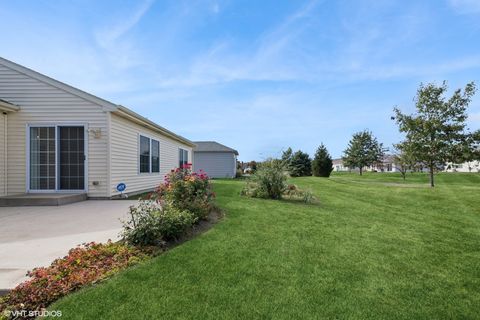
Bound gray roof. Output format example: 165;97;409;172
193;141;239;155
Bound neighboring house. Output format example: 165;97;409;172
193;141;239;178
444;160;480;173
0;57;194;198
367;155;399;172
332;158;350;172
332;155;401;173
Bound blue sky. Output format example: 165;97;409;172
1;0;480;161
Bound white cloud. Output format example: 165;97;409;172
95;0;155;48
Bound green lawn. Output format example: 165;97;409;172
51;172;480;319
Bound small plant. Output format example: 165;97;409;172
0;242;147;319
121;201;196;246
283;184;315;204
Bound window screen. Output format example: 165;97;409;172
152;140;160;173
179;148;189;168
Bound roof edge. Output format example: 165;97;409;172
114;106;195;147
0;56;118;112
0;98;19;112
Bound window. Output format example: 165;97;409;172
152;140;160;173
139;135;160;174
139;136;150;173
179;148;189;168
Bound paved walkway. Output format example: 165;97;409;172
0;200;136;290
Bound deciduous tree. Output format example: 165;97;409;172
393;81;477;187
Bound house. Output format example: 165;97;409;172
332;158;350;172
0;57;194;200
193;141;238;178
444;160;480;173
332;155;402;173
367;155;399;172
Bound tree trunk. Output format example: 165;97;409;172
359;167;363;176
429;165;434;187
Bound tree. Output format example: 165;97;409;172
281;147;293;165
393;81;477;187
312;144;333;177
289;150;312;177
342;130;384;176
392;141;416;180
249;161;258;172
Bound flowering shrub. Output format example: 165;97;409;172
121;201;196;246
0;242;148;319
151;164;215;220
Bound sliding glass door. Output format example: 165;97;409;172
29;125;85;192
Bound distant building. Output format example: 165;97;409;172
333;155;416;173
444;160;480;173
193;141;239;178
332;158;350;172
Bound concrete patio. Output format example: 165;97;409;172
0;200;136;292
0;193;87;207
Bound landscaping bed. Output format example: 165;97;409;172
48;173;480;319
0;165;221;320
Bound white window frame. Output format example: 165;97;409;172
138;134;160;175
179;148;189;168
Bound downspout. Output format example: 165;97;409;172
3;112;7;195
106;111;112;198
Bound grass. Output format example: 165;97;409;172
51;172;480;319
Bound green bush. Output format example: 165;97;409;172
121;201;196;246
241;160;287;199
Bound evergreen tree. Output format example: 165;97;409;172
281;147;293;167
289;151;312;177
312;144;333;177
343;130;384;175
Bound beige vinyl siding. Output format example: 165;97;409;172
110;113;193;196
0;64;108;197
0;113;5;195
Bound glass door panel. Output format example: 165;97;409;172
29;127;56;190
59;126;85;190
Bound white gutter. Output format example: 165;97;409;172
114;106;196;147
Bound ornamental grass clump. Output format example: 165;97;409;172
241;160;288;199
242;160;316;203
0;242;147;319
